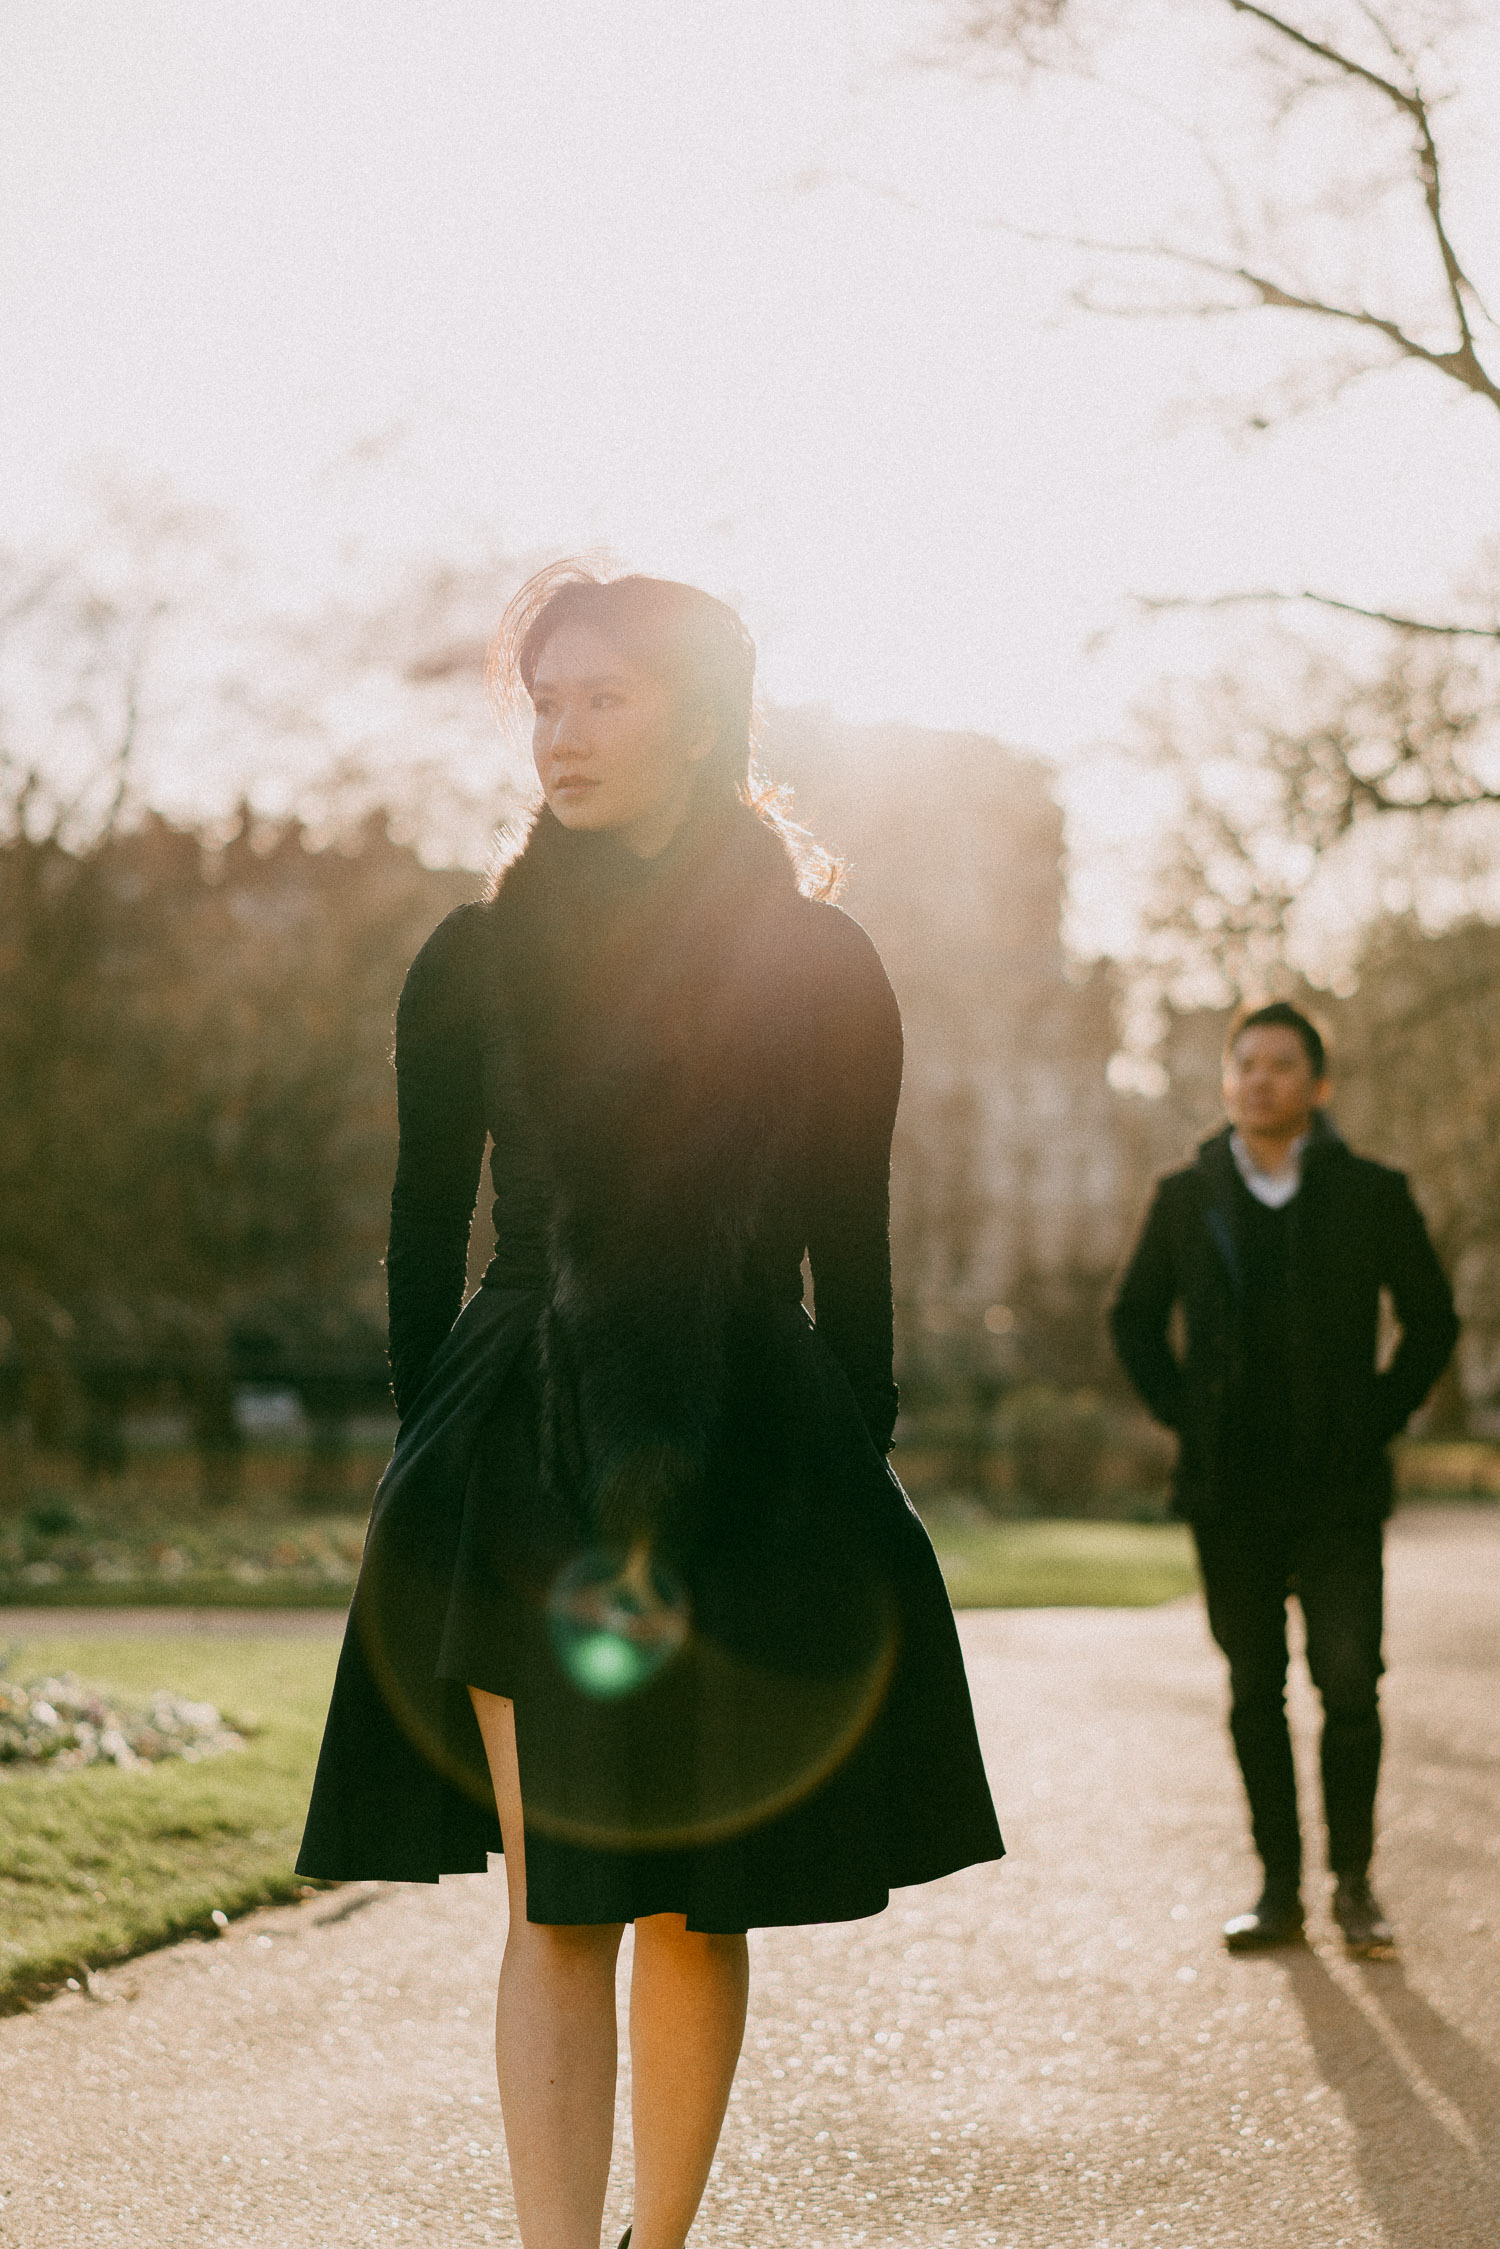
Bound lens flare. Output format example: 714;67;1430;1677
355;1380;905;1853
545;1544;691;1701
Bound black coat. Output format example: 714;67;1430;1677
297;801;1003;1928
1109;1117;1458;1523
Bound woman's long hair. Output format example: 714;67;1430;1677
487;558;843;901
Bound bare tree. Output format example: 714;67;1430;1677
931;1;1498;459
246;554;534;864
1134;620;1500;996
916;0;1500;998
0;489;218;849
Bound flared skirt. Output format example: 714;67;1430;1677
296;1285;1003;1931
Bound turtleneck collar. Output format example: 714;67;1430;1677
524;782;741;894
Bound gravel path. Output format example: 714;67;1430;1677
2;1508;1495;2249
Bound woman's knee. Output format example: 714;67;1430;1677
633;1912;747;1966
510;1917;624;1974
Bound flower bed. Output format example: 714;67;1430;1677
0;1665;244;1770
0;1514;366;1606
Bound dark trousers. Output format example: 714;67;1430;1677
1192;1507;1385;1891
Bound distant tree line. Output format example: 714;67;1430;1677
0;802;470;1490
5;745;1498;1519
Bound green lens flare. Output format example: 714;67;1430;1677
546;1548;691;1702
361;1498;900;1848
568;1631;654;1698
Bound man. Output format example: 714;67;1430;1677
1110;1002;1457;1953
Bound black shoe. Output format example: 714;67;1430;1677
617;2230;632;2249
1223;1889;1304;1952
1333;1875;1394;1955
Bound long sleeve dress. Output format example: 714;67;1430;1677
297;873;1004;1932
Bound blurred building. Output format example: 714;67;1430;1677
769;712;1188;1402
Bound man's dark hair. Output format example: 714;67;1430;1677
1225;1001;1328;1080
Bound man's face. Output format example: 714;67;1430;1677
1222;1025;1329;1139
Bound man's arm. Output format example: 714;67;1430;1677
1109;1183;1186;1430
1373;1175;1459;1438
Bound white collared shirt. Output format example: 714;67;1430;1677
1230;1128;1310;1209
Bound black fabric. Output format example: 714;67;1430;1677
482;799;816;1554
1194;1510;1385;1884
1229;1182;1300;1498
1109;1116;1458;1525
297;802;1003;1926
386;800;902;1457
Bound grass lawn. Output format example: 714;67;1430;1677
928;1516;1198;1608
0;1633;338;2013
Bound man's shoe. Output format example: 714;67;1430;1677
1332;1876;1394;1954
1223;1890;1304;1952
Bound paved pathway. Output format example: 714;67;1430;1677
2;1510;1496;2248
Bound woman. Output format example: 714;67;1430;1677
298;563;1004;2249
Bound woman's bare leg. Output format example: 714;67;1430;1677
469;1686;624;2249
628;1913;749;2249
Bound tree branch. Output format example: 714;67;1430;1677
1354;770;1500;815
1230;4;1494;335
1135;590;1500;641
1136;245;1499;409
1224;0;1418;114
961;3;1500;415
991;212;1500;410
1227;4;1496;392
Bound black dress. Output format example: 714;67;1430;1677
297;805;1003;1931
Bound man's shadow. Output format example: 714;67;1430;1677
1284;1947;1499;2249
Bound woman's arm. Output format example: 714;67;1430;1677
804;910;904;1452
385;905;488;1416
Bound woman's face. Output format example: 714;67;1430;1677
528;619;714;857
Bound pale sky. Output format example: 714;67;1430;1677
3;0;1498;826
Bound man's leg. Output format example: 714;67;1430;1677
1193;1513;1304;1924
1296;1514;1388;1944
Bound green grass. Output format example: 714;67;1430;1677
0;1633;338;2013
2;1574;357;1608
927;1516;1198;1609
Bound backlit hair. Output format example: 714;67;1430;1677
489;559;842;900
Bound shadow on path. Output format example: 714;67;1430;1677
1285;1948;1499;2249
